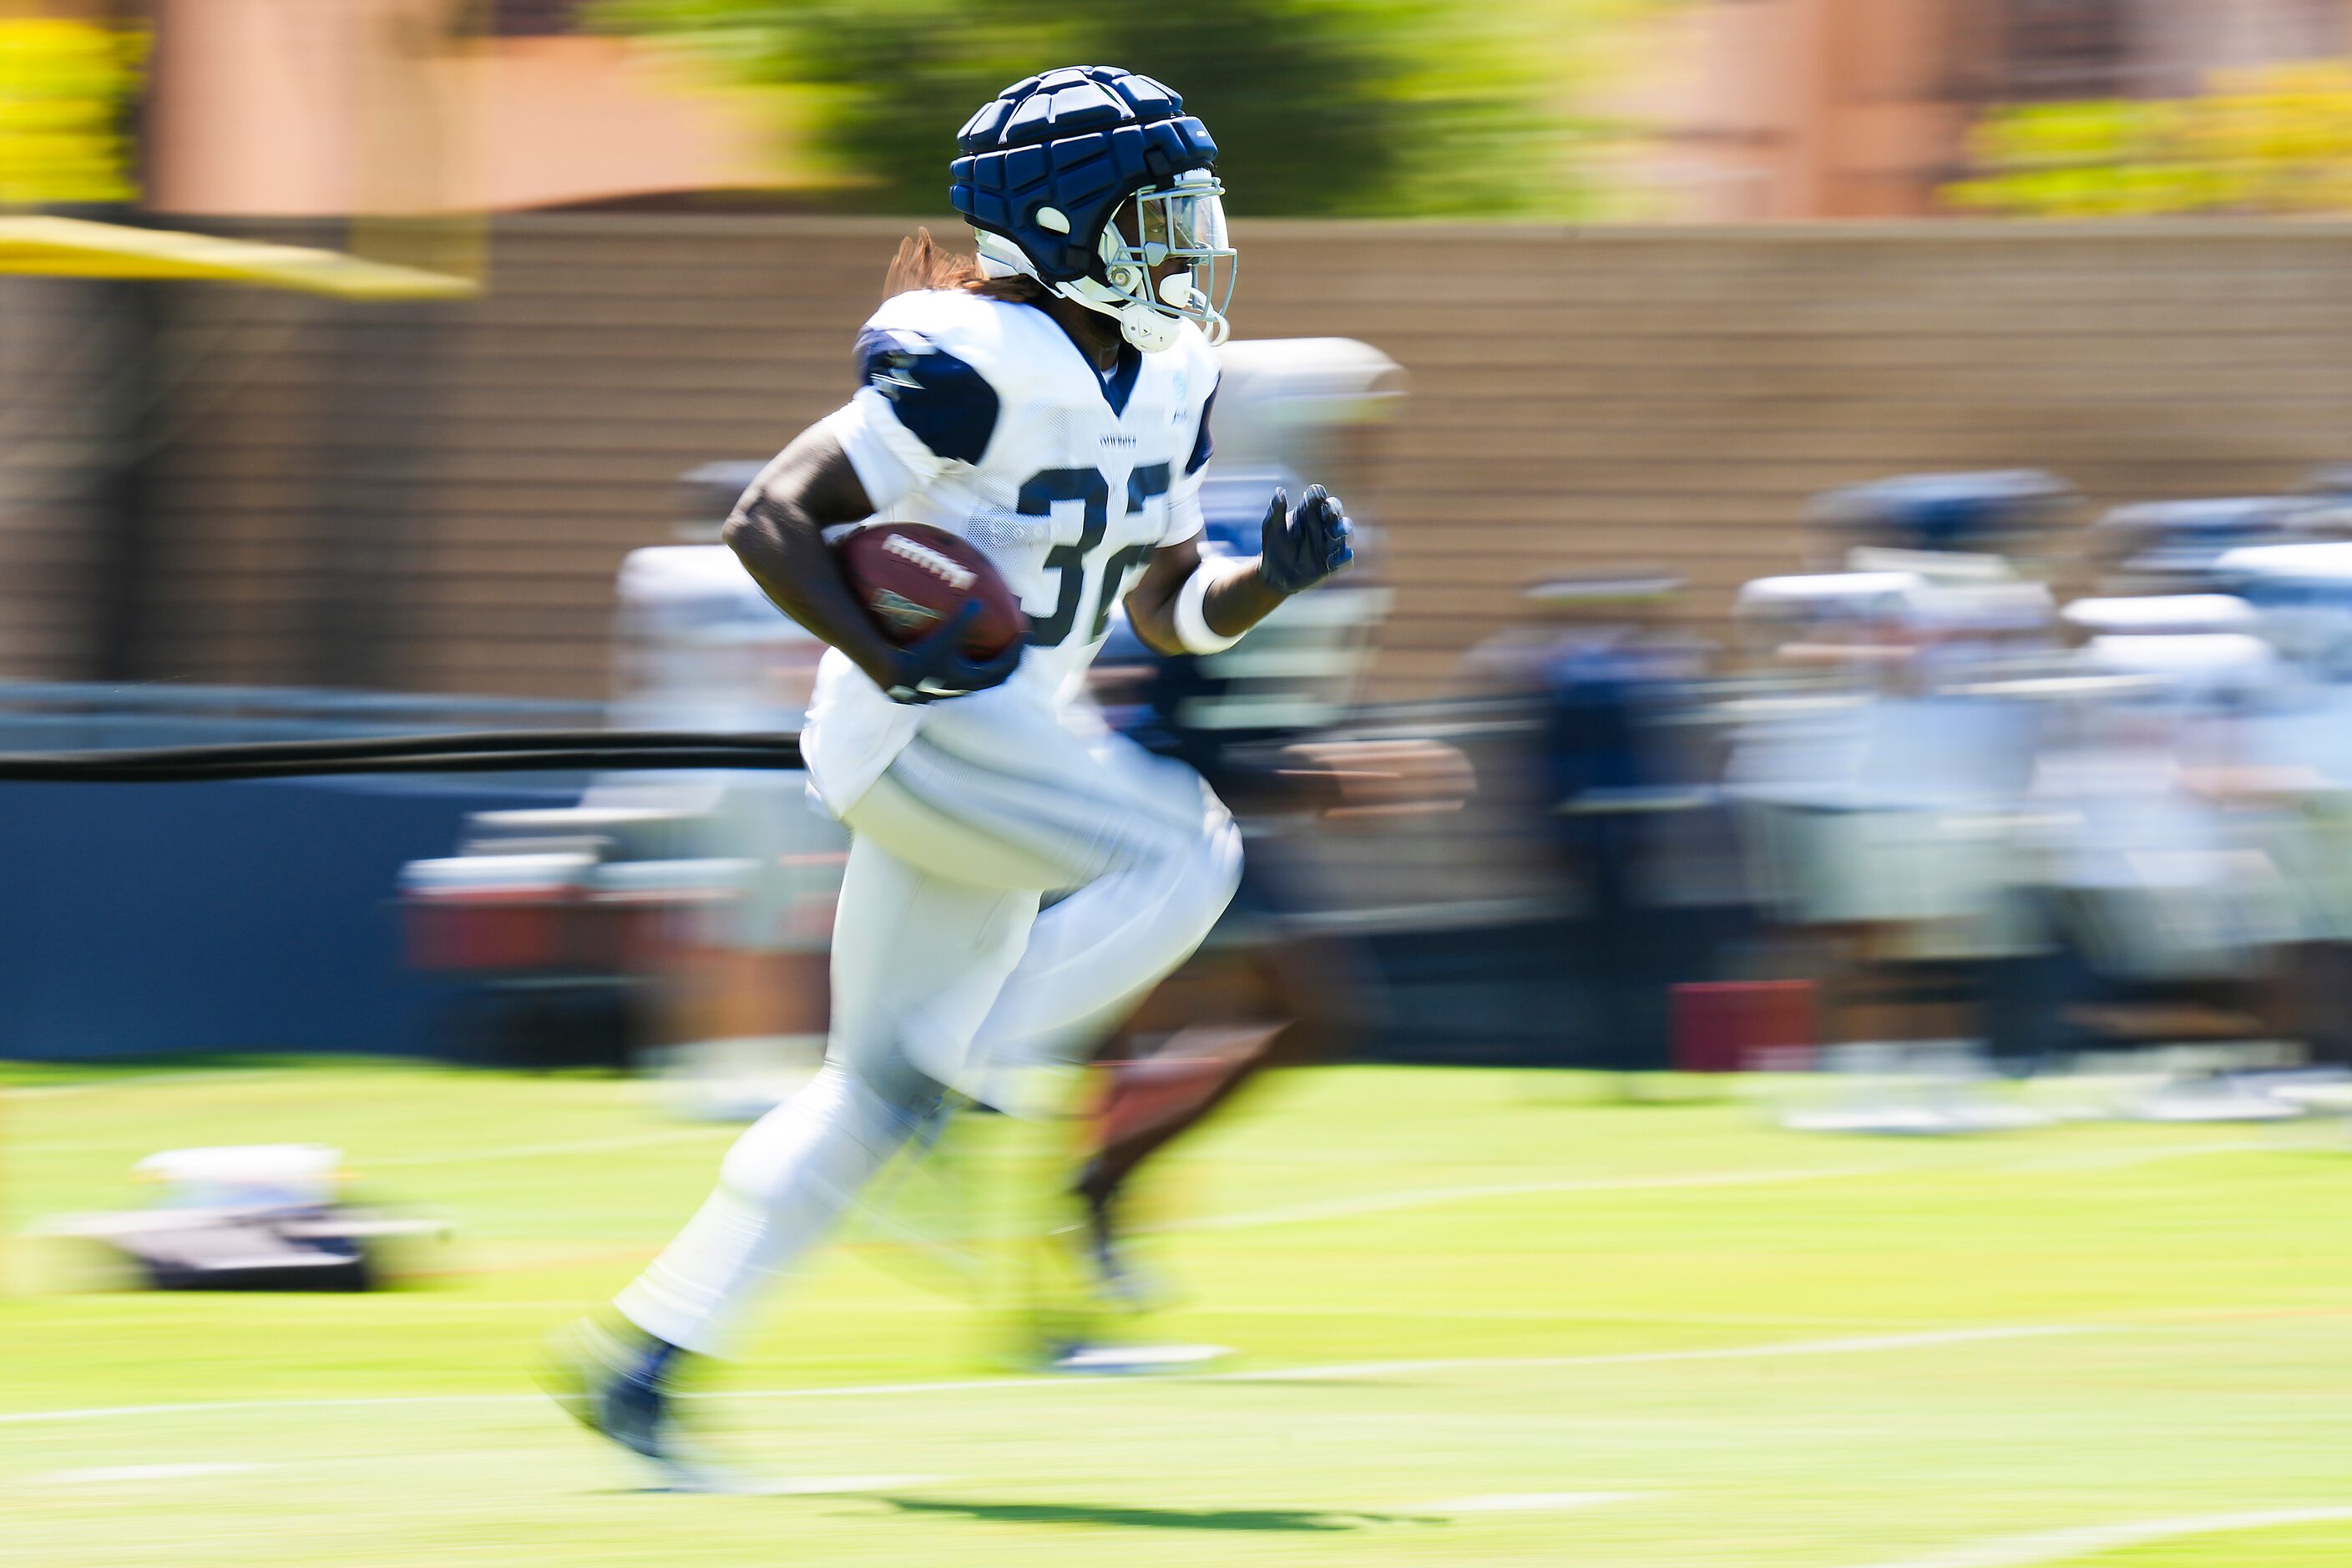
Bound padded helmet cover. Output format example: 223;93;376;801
950;66;1220;286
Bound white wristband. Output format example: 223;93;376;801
1174;555;1253;655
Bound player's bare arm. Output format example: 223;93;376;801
1125;486;1356;656
721;429;1018;703
720;429;888;678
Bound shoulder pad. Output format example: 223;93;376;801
854;292;1007;466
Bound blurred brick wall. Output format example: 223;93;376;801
24;215;2352;701
0;276;124;680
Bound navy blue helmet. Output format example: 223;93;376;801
950;66;1234;352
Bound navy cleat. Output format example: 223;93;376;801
539;1318;710;1489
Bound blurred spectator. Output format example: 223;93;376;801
1726;478;2066;1071
1465;574;1708;1073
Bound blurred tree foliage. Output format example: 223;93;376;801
1946;61;2352;218
596;0;1588;216
0;18;148;208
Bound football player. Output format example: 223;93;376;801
546;67;1353;1479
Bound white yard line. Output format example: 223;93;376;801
1156;1163;1891;1233
1190;1326;2101;1384
738;1473;939;1496
1424;1491;1641;1514
1187;1306;1914;1327
36;1463;264;1485
25;1460;926;1498
1997;1138;2322;1174
0;1324;2099;1428
3;1069;282;1100
1161;1129;2345;1234
363;1129;721;1167
377;1146;1891;1215
1850;1505;2352;1568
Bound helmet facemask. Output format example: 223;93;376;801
1092;170;1235;350
975;169;1236;352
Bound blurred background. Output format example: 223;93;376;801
21;3;2352;1563
13;0;2352;1084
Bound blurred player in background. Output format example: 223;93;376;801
547;67;1355;1480
1060;338;1412;1312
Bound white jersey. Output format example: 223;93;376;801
800;288;1219;814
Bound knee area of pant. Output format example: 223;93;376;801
1186;816;1246;908
1137;826;1242;947
714;1063;913;1200
841;1048;948;1125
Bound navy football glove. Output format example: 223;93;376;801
1259;484;1355;596
882;600;1023;705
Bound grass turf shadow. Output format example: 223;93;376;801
876;1496;1444;1533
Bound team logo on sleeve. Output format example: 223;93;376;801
852;325;1000;466
867;331;930;399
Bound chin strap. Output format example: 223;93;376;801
1058;277;1181;352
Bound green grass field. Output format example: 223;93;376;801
10;1059;2352;1567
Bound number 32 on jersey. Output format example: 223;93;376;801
1019;463;1171;648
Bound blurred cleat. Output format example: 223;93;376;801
539;1318;717;1490
1044;1340;1232;1374
1070;1166;1170;1312
2128;1075;2304;1123
1080;1192;1151;1307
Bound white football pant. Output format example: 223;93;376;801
616;690;1241;1356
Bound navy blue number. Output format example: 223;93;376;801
1020;468;1109;647
1088;463;1171;640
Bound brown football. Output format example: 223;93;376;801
835;523;1025;660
